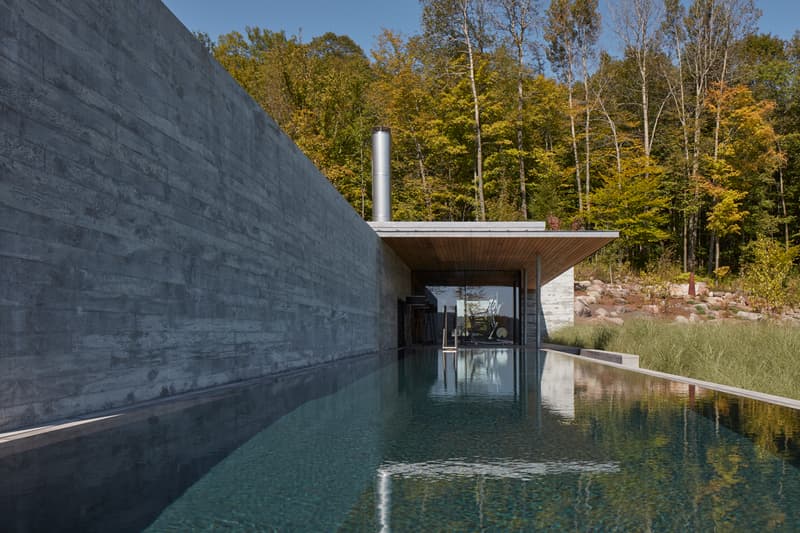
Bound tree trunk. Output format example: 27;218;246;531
582;54;591;213
642;61;650;160
460;0;486;221
567;75;583;212
683;215;688;272
583;78;591;212
778;148;789;249
596;96;621;178
516;40;527;220
413;137;433;220
713;56;728;162
715;234;720;272
688;73;704;275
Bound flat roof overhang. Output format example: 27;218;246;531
369;222;618;286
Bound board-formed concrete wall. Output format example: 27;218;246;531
0;0;410;431
526;268;574;344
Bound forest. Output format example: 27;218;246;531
195;0;800;282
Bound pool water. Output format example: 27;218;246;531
144;348;800;531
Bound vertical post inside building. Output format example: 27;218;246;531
521;269;527;345
372;127;392;222
535;255;542;349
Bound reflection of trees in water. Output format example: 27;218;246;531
339;356;800;530
567;367;800;530
573;360;800;461
689;392;800;466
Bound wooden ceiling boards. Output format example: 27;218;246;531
369;222;618;286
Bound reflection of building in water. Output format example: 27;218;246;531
429;349;579;419
430;349;519;398
540;354;575;419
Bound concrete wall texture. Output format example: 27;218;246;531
0;0;410;431
526;268;575;344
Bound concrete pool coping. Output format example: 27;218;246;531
544;347;800;411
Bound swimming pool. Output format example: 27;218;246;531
3;348;800;531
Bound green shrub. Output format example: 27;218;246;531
741;237;798;312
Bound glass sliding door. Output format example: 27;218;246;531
413;271;521;345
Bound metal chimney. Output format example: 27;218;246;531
371;127;392;222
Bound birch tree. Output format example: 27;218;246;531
493;0;537;219
422;0;490;220
612;0;666;164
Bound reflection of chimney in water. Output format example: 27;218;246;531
371;127;391;222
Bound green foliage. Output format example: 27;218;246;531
741;237;799;311
702;155;748;239
590;156;670;265
201;8;800;270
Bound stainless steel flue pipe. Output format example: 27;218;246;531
371;127;391;222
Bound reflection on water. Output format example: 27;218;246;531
2;349;800;531
0;352;395;532
541;353;575;419
430;349;519;399
149;349;800;531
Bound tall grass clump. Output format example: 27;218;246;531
544;323;619;351
548;319;800;400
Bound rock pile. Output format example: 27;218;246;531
573;278;799;325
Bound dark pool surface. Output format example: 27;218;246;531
3;348;800;531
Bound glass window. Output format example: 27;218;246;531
416;271;521;345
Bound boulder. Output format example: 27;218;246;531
674;315;689;324
710;291;734;299
595;308;609;318
575;299;592;317
586;289;602;301
575;280;592;291
689;313;701;322
642;304;660;315
577;294;597;306
736;311;762;321
605;317;624;326
669;282;709;298
606;287;629;299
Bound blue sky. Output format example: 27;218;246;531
163;0;798;57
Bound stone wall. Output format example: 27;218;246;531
526;267;575;344
0;0;409;431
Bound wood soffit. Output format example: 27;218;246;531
369;222;618;286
